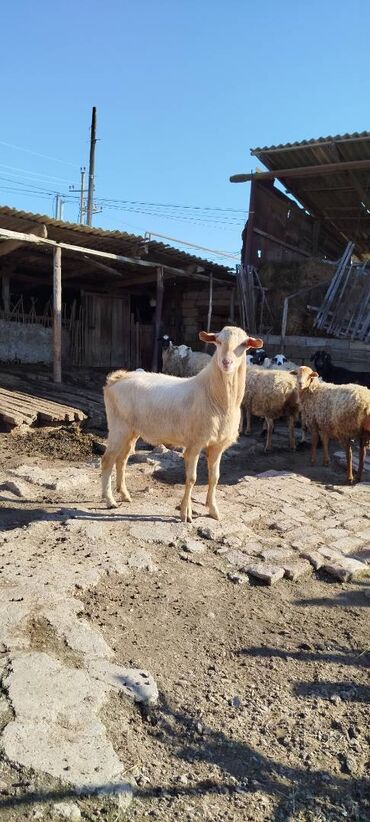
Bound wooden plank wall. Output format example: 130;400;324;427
262;333;370;371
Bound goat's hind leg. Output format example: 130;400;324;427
101;435;122;508
116;436;137;501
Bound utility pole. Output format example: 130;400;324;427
54;194;64;220
79;167;86;224
87;106;97;226
69;166;86;224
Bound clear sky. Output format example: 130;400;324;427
1;0;369;266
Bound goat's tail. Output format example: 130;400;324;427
105;369;129;386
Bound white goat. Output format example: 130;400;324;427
162;339;211;377
102;326;263;521
268;354;299;371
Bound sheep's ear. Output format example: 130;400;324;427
290;370;298;375
244;336;263;349
310;371;319;379
199;331;218;343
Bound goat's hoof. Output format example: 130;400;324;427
208;505;220;521
118;490;132;502
105;498;118;509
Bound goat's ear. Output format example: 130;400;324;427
290;369;298;375
199;331;218;343
244;336;264;349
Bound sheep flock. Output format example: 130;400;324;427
102;331;370;520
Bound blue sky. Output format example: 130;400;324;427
1;0;369;265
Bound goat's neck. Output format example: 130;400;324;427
207;360;246;411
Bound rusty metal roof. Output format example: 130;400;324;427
0;205;233;280
250;131;370;256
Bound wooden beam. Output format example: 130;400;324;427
0;227;232;283
252;227;311;257
53;246;62;383
230;158;370;183
151;267;164;372
0;223;47;258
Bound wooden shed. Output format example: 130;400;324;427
0;206;236;380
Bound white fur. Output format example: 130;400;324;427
102;326;262;521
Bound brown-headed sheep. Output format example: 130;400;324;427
242;368;299;451
294;365;370;482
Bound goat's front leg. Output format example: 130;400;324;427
244;408;252;435
321;431;330;466
357;433;367;482
180;448;200;523
288;414;296;451
206;444;224;520
310;425;319;464
264;417;273;452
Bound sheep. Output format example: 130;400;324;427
102;326;263;521
159;335;212;377
268;354;300;372
310;350;370;388
293;365;370;482
242;368;299;451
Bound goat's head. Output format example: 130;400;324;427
272;353;287;366
158;334;173;350
199;326;263;375
291;365;319;392
310;350;331;372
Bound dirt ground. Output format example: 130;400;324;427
0;423;369;822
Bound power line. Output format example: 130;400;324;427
0;162;72;184
0;140;79;168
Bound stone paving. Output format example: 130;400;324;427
0;444;369;811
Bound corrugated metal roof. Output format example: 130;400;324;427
0;205;233;278
251;130;370;154
249;131;370;255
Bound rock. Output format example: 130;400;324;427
283;561;312;581
229;695;242;708
323;557;369;582
299;550;324;570
126;548;157;572
178;774;189;785
197;526;213;540
247;564;285;585
53;802;81;820
342;755;359;775
260;548;294;562
181;539;205;554
227;572;248;584
225;550;255;568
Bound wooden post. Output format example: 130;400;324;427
244;179;256;269
2;274;10;313
280;296;289;352
53;246;62;383
151;267;164;372
229;286;235;323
